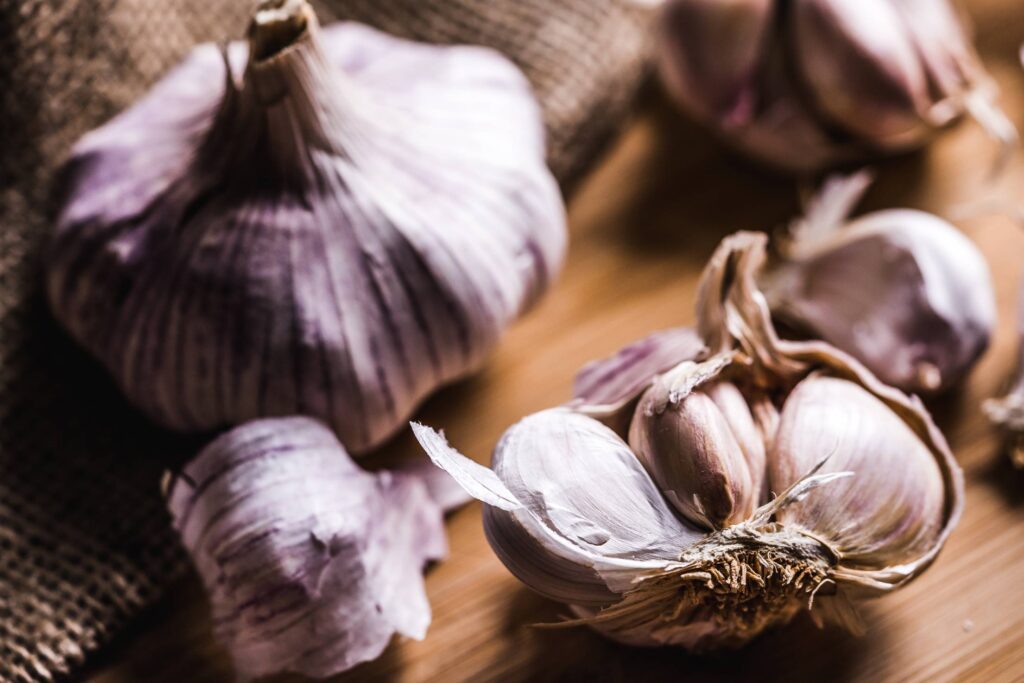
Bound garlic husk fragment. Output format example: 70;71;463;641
657;0;1016;172
166;416;462;679
761;171;996;395
415;231;962;651
46;0;565;454
984;278;1024;467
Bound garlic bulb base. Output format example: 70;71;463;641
564;521;835;651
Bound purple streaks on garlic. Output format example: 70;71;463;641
166;416;458;679
657;0;1016;172
46;0;566;454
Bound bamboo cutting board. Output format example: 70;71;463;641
87;1;1024;680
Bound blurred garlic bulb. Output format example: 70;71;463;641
46;0;565;453
166;416;464;679
415;232;962;650
985;278;1024;467
761;171;995;395
657;0;1016;172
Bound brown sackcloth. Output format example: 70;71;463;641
0;1;653;680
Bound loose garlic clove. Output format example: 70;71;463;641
769;375;945;568
166;417;455;679
413;412;704;606
657;0;1015;172
46;0;565;454
789;0;932;148
762;172;996;395
657;0;773;126
629;374;757;529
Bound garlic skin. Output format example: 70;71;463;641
415;231;963;651
657;0;1016;172
45;0;566;454
166;416;461;679
761;172;995;395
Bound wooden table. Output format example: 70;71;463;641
87;2;1024;680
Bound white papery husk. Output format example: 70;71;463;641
761;171;996;395
46;0;566;454
166;416;465;679
415;231;963;651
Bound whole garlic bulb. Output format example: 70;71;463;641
415;231;962;650
761;171;996;395
165;416;464;679
45;0;566;454
657;0;1016;172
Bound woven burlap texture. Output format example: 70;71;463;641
0;1;652;680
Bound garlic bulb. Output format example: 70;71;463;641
761;171;996;395
166;416;464;679
45;0;566;454
415;231;962;650
985;278;1024;467
657;0;1016;172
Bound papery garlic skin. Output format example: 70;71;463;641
762;173;995;395
46;1;565;454
166;416;456;679
415;231;963;651
658;0;1015;172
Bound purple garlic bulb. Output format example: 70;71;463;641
166;416;464;678
761;171;995;395
657;0;1016;172
46;0;566;454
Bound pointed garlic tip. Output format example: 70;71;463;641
764;181;996;394
629;376;759;529
45;2;565;454
769;376;945;567
166;417;449;679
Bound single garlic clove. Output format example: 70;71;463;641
413;411;704;605
46;1;565;454
657;0;774;127
789;0;931;148
629;373;757;529
762;173;996;394
768;375;945;568
572;326;705;434
166;417;453;679
704;380;769;503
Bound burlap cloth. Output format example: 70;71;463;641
0;1;652;680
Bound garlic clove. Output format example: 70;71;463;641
657;0;774;126
763;173;996;394
790;0;931;148
704;380;769;503
46;1;565;454
768;375;946;568
166;416;453;679
629;374;757;529
413;411;704;605
572;326;705;435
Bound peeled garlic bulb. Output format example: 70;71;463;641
416;231;962;651
761;172;995;395
45;0;565;454
658;0;1016;172
166;416;461;679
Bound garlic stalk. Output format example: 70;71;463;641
165;416;465;679
760;171;996;395
414;231;962;650
657;0;1016;172
45;0;566;454
985;278;1024;467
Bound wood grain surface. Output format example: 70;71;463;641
86;1;1024;680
